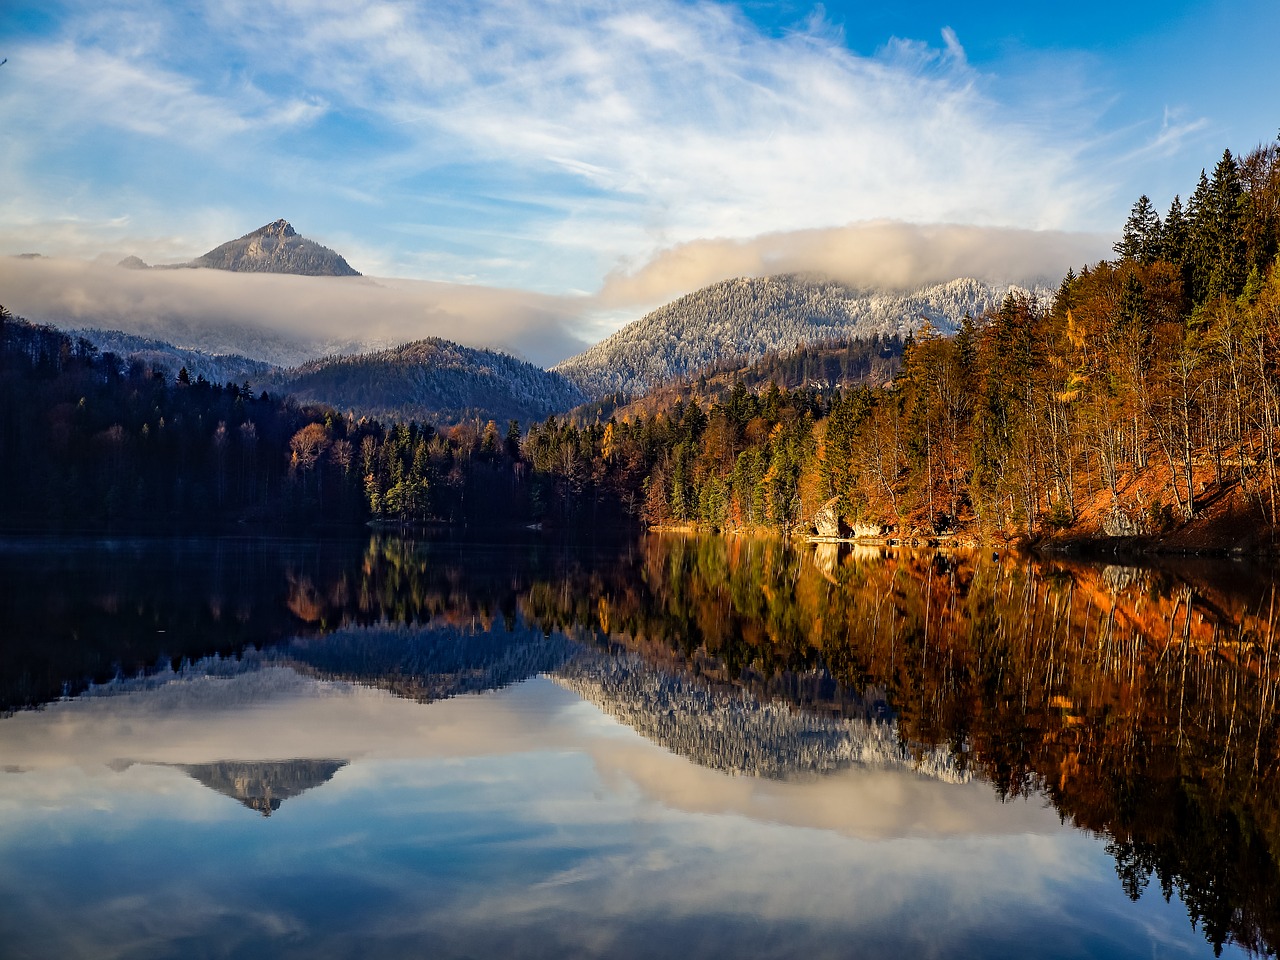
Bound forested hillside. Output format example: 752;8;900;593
0;312;603;532
0;311;365;529
569;334;903;425
553;275;1029;398
521;143;1280;550
266;338;586;426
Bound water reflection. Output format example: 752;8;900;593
0;532;1276;957
113;759;349;816
0;675;1117;960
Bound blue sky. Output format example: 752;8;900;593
1;0;1276;314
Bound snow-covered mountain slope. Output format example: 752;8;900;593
554;275;1043;398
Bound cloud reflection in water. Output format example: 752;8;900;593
0;658;1237;959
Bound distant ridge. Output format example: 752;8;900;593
268;337;587;426
66;327;586;424
71;328;272;385
117;219;361;277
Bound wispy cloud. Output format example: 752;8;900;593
1;40;323;146
1;0;1113;295
1118;106;1212;165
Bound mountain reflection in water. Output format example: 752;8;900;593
1;532;1277;957
117;759;349;816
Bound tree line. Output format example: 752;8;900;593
4;140;1279;543
0;310;623;532
0;308;882;534
0;311;364;530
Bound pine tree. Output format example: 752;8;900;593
1114;195;1161;263
1186;171;1214;303
1205;149;1248;300
1052;272;1076;321
1159;196;1187;267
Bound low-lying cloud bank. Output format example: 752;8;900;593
0;257;592;367
1;222;1109;367
600;221;1112;308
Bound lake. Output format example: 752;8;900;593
1;533;1276;959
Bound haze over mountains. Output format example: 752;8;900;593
1;247;589;368
17;218;1058;424
70;328;272;385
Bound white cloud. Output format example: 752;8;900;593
1;40;323;146
0;216;1103;369
0;256;592;366
940;26;967;64
247;0;1107;264
598;221;1110;308
0;0;1114;295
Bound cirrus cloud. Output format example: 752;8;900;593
3;0;1118;297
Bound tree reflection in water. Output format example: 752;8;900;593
3;532;1278;955
340;534;1280;958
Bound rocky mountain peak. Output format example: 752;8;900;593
186;219;361;276
250;219;297;240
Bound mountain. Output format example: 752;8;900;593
568;334;905;425
189;219;361;276
284;621;577;704
118;219;361;276
553;274;1039;399
266;337;586;426
71;328;274;385
554;648;967;782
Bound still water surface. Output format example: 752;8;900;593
1;534;1276;959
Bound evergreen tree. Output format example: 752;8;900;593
1186;170;1214;303
1052;272;1077;322
1206;149;1248;299
1114;195;1162;264
1159;196;1187;267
